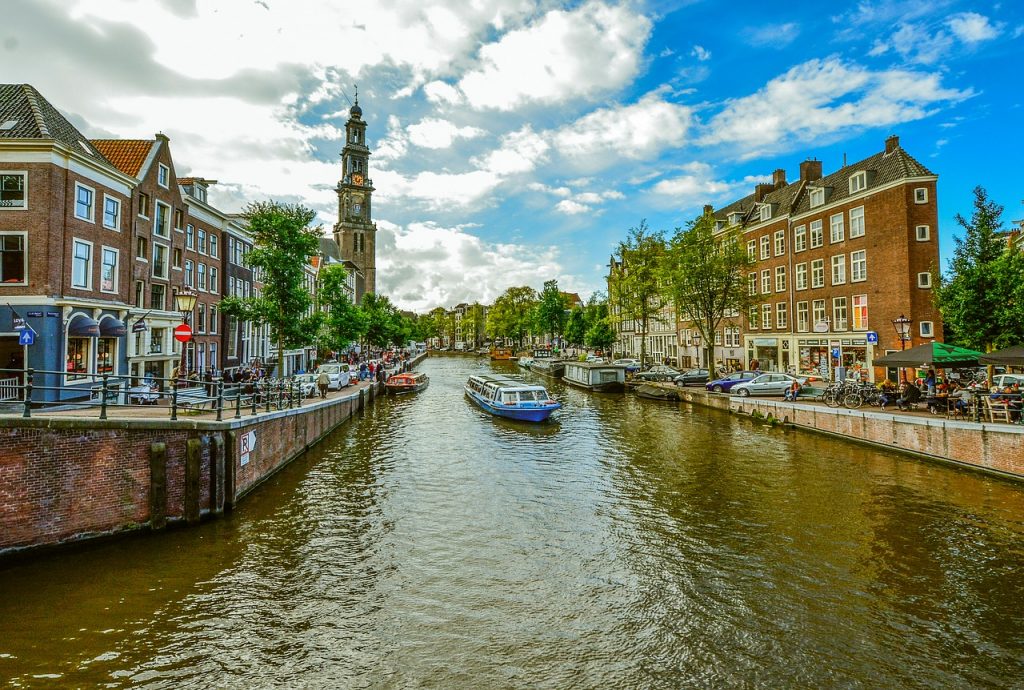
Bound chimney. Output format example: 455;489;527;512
754;182;774;202
772;168;786;189
703;204;714;216
885;134;900;154
800;159;822;182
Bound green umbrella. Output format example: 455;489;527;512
873;342;984;368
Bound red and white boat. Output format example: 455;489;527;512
384;371;429;395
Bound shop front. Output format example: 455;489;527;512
746;337;780;372
795;337;873;381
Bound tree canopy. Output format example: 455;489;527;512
312;264;367;357
486;286;538;347
609;220;667;365
535;279;569;343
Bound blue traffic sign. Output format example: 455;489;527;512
831;347;840;358
866;331;879;344
18;329;35;346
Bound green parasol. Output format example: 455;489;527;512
873;342;984;368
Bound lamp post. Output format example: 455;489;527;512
891;313;912;382
174;288;198;385
693;333;702;368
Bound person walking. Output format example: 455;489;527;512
359;361;368;381
317;370;331;399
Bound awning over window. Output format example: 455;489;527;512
67;316;100;337
99;318;127;337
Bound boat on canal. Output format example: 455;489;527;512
464;374;561;422
518;356;534;370
528;349;564;379
385;371;429;395
562;361;628;392
489;347;514;360
633;382;683;401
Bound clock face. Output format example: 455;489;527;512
352;173;364;186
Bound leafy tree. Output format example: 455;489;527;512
935;187;1024;350
361;292;403;349
535;279;569;345
585;317;617;352
219;201;321;375
428;307;451;347
609;220;667;366
463;302;487;347
564;305;587;347
409;313;437;342
313;264;367;357
486;286;539;348
661;212;754;369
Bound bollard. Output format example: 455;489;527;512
99;374;109;420
251;385;258;416
265;381;272;413
171;382;179;421
216;380;224;422
22;368;33;418
234;387;242;419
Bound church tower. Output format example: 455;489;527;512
333;89;376;302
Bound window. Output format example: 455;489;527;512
184;260;194;287
210;306;218;334
774;230;785;256
762;304;772;329
833;297;848;331
760;235;770;260
150;327;165;354
97;337;116;375
831;255;846;285
852;295;868;330
71;239;92;289
916;225;930;241
0;232;27;284
209;266;218;294
152;243;168;279
186;224;195;249
150;283;166;310
812;299;826;327
138;192;150;218
749;305;759;329
796;301;809;332
776;303;787;329
0;172;27;208
172;248;182;269
849;206;865;238
102;195;121;230
795;263;808;291
174;208;183;231
914;187;928;204
136;236;148;260
811;259;825;288
209;342;217;371
227;316;238;357
197;303;207;333
198;263;207;291
810;188;824;208
810;220;823;248
715;331;722;346
920;321;934;337
66;336;91;380
793;225;806;253
759;204;771;222
775;266;786;292
748;272;757;296
153;202;170;238
210;235;218;258
74;183;94;222
830;213;845;243
157;163;170;188
917;272;932;288
851;250;867;282
198;229;207;254
761;269;771;294
100;247;118;293
134;280;144;308
849;171;867;194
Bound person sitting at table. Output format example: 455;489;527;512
784;379;801;401
896;381;922;411
947;382;971;417
878;379;897;410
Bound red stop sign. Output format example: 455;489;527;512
173;323;193;343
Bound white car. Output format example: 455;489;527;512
314;363;351;390
992;373;1024;389
612;358;641;372
293;373;319;397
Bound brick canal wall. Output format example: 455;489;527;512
669;387;1024;480
0;384;378;558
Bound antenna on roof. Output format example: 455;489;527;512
843;152;847;168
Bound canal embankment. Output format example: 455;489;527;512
663;385;1024;480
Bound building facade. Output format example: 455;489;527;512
333;94;377;303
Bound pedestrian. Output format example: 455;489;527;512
317;370;331;398
359;361;368;381
925;368;937;396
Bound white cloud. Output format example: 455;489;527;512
1014;25;1024;39
456;1;652;110
556;199;591;215
649;162;752;207
406;117;486;149
375;169;503;210
527;183;572;198
744;22;801;48
423;80;463;105
946;12;1002;43
691;45;711;61
472;126;551;175
375;220;565;311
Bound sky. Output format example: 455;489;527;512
6;0;1023;312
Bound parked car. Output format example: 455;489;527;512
705;371;759;393
314;363;351;390
293;373;319;397
673;368;709;386
585;355;604;363
633;365;683;382
612;358;641;372
731;372;806;397
992;373;1024;389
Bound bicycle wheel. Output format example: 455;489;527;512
844;393;863;409
824;390;841;408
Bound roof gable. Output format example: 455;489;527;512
0;83;109;164
90;139;155;177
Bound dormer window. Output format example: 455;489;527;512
809;187;825;208
714;220;725;231
728;212;743;226
849;171;867;194
759;204;772;222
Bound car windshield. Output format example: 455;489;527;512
727;373;743;380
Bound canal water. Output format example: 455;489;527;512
1;356;1023;688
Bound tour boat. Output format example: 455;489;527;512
384;371;429;395
562;361;628;392
464;374;561;422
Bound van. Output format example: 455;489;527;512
315;363;351;390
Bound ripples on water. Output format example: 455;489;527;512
1;356;1023;688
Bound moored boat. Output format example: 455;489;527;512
464;374;561;422
490;348;514;360
518;356;534;370
562;361;628;392
385;371;429;395
528;349;564;378
633;382;682;401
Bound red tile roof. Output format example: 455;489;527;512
90;139;154;177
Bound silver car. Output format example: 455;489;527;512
731;373;803;397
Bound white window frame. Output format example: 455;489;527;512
914;187;928;204
198;262;207;291
917;272;932;288
793;225;806;253
796;301;809;332
762;303;772;329
1;171;29;210
0;230;28;285
138;192;150;219
100;245;119;294
776;302;787;329
916;225;930;241
831;255;846;285
774;229;785;256
920;321;934;338
153;201;171;238
209;266;218;294
748;272;757;296
849;206;865;238
761;269;771;294
157;163;170;188
759;204;771;222
810;219;823;248
852;294;868;331
74;182;95;223
71;238;93;289
851;250;867;282
102;194;121;231
795;262;808;291
811;259;825;289
152;242;169;279
812;299;826;326
749;305;760;330
198;228;207;255
830;213;845;243
833;297;848;332
809;188;824;208
849;171;866;194
760;235;770;260
775;265;786;292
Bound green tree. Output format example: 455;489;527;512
219;201;321;375
312;264;367;357
609;220;667;366
535;279;569;345
486;286;539;348
661;212;754;369
361;292;403;349
935;187;1023;350
585;317;617;353
464;302;487;347
564;305;587;347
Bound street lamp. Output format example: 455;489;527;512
891;313;912;382
692;332;702;368
174;288;198;383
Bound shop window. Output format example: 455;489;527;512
150;328;165;354
0;232;27;284
97;337;116;374
66;336;91;380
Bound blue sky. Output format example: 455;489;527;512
7;0;1023;311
